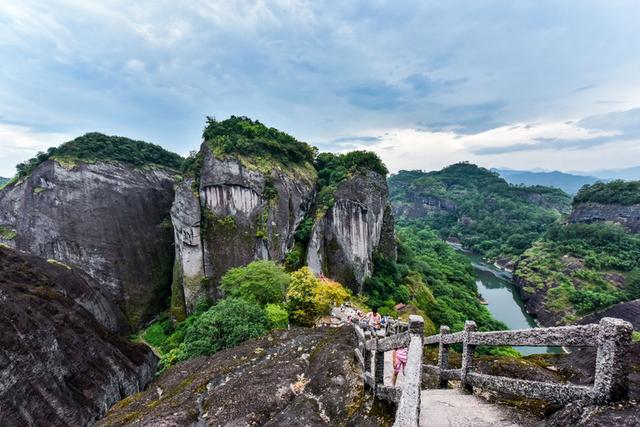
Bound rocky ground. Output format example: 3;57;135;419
0;246;157;426
99;327;394;426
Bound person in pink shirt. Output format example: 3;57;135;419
392;347;408;386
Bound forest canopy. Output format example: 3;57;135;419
573;180;640;206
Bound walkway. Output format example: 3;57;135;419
419;389;523;427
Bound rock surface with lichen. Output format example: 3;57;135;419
98;327;392;426
0;246;157;426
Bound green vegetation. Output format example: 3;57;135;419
0;225;16;241
145;262;351;371
389;163;571;261
633;331;640;343
0;177;8;188
573;180;640;206
516;223;640;323
220;260;290;306
203;116;317;167
15;132;183;179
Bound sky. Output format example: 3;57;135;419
1;0;640;177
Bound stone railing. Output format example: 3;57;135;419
423;317;633;404
354;315;424;427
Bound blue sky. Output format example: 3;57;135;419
1;0;639;177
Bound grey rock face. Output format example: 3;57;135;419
170;179;205;316
0;159;176;331
307;171;396;293
391;193;457;221
0;246;157;427
198;145;315;289
569;202;640;233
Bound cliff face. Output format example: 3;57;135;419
170;179;205;319
307;171;396;293
569;202;640;233
170;144;316;314
0;246;157;426
391;193;457;220
0;159;176;331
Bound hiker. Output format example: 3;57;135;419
366;308;382;332
392;346;408;386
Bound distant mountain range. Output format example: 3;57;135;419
494;169;600;195
0;177;8;187
494;166;640;195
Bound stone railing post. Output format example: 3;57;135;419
364;330;372;390
437;325;450;388
393;315;424;427
592;317;633;403
460;320;476;393
374;336;384;389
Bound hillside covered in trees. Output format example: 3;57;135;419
389;163;572;262
13;132;184;180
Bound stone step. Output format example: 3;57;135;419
419;389;523;427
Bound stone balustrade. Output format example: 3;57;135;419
353;316;633;427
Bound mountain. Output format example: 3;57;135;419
0;133;178;331
389;163;572;262
586;165;640;181
495;168;600;195
0;177;8;187
513;180;640;325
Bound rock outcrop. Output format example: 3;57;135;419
569;202;640;233
0;246;157;426
392;193;457;220
307;171;396;293
170;178;205;319
98;327;392;426
170;145;316;314
0;159;176;331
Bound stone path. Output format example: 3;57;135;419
419;389;523;427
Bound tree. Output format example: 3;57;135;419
220;260;290;306
313;277;351;314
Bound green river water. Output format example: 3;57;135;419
458;250;561;355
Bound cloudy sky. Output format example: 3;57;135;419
1;0;639;177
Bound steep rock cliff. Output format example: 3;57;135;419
0;159;176;330
307;171;396;292
391;193;457;220
183;143;315;302
569;202;640;233
170;178;205;319
0;246;157;426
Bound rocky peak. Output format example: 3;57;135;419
307;171;396;293
0;158;176;331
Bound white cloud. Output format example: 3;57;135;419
0;123;72;176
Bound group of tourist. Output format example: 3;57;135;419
338;304;408;387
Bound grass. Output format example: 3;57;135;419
0;225;17;240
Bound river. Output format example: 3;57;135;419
457;250;560;355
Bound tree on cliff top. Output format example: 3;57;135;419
203;115;317;166
573;180;640;206
15;132;183;178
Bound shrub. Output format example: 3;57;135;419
286;267;320;327
220;260;290;306
265;303;289;329
181;298;267;359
